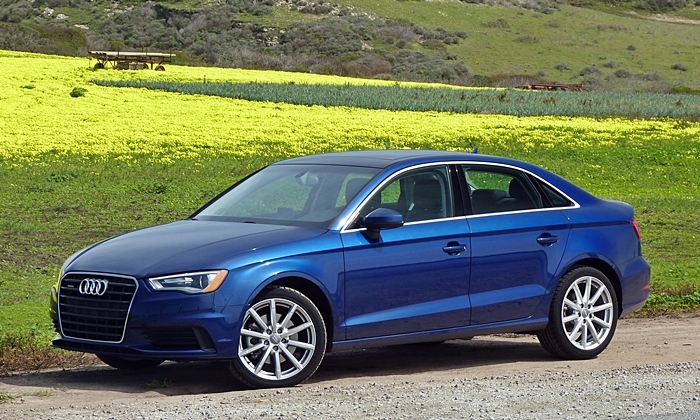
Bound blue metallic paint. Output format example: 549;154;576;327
52;150;650;366
341;218;471;339
467;209;571;324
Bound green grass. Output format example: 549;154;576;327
323;1;700;89
92;79;700;119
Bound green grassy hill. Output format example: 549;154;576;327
1;0;699;90
331;0;700;89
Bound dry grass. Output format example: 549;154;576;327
0;332;98;375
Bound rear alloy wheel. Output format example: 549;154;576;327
229;287;327;388
97;354;164;370
538;266;618;359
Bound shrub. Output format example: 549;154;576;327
0;1;33;23
70;87;87;97
636;0;687;11
421;39;447;50
280;20;363;56
597;24;627;32
443;36;457;45
603;60;618;69
627;44;636;51
554;62;570;71
342;53;392;77
390;50;471;84
671;63;688;72
614;69;632;78
581;75;603;90
513;35;539;43
482;18;510;29
579;65;602;77
672;86;700;95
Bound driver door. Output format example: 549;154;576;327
341;165;472;339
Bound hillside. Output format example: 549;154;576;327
0;0;698;90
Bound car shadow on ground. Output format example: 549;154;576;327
311;336;551;383
0;337;553;396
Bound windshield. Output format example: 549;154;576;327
194;164;381;228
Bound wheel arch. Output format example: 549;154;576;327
258;276;335;352
565;258;623;316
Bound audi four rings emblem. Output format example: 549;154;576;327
78;278;109;296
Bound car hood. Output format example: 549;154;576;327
65;220;326;278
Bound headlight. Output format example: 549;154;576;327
148;270;228;294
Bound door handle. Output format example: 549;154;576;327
443;242;467;255
537;234;559;246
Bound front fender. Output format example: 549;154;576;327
215;250;344;341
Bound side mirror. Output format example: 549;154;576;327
363;208;404;240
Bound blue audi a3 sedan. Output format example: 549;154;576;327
50;150;650;388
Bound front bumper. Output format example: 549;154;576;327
53;274;244;361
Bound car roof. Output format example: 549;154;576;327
273;150;518;169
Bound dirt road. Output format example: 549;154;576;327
1;314;699;419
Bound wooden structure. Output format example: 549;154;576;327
88;50;176;71
516;83;587;92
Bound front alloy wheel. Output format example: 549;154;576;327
538;266;618;359
229;287;326;388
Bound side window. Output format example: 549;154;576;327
335;173;375;207
463;165;542;215
538;181;574;208
358;166;454;223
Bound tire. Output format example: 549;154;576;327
155;65;165;71
229;286;327;388
97;354;165;370
538;266;618;360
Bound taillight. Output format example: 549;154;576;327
631;219;642;240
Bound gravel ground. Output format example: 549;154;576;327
5;362;699;419
2;315;699;419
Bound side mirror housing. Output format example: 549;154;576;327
363;208;404;240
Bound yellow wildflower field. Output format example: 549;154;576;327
1;49;698;171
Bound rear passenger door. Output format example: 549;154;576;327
462;164;571;324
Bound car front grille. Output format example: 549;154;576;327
58;273;138;343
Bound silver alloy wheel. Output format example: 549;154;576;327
238;297;317;381
560;275;614;351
